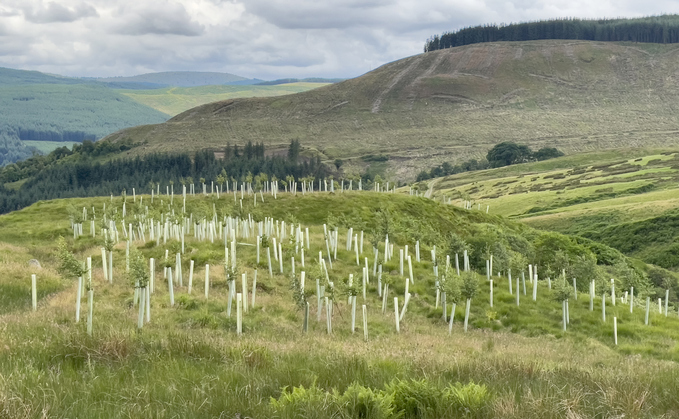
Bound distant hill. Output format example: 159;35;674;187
95;71;259;88
0;81;169;165
256;78;345;85
120;82;332;116
103;40;679;180
0;67;83;86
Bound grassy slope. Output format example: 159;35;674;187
105;40;679;180
428;148;679;269
121;83;331;116
2;192;679;417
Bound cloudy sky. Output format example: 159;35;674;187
0;0;675;80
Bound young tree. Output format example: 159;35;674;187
460;271;479;332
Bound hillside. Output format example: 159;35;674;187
120;83;331;116
0;84;169;165
0;67;83;85
95;71;256;87
103;40;679;180
426;148;679;270
2;190;679;417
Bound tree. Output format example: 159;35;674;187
534;147;564;161
334;159;343;170
288;140;301;163
486;142;533;168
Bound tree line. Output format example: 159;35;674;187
416;142;563;181
425;15;679;52
0;140;328;214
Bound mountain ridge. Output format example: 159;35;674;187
104;40;679;180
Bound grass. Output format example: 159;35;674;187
428;149;679;270
103;40;679;180
121;83;331;116
2;191;679;417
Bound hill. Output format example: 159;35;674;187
0;67;84;85
95;71;257;87
1;190;679;417
103;40;679;180
119;83;332;116
426;148;679;270
0;84;169;165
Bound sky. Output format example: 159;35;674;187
0;0;676;80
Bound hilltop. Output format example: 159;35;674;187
95;71;259;88
103;40;679;180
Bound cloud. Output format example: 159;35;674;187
0;0;676;80
113;2;205;36
23;1;98;24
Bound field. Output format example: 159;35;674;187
427;148;679;270
105;41;679;180
2;189;679;417
121;83;331;116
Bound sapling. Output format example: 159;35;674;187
56;237;87;324
552;279;571;331
128;248;149;329
442;273;461;333
103;232;115;283
460;271;479;333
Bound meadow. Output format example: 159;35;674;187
2;186;679;418
428;148;679;270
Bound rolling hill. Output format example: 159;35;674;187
119;83;331;116
104;40;679;180
425;147;679;271
0;68;330;165
2;189;679;417
95;71;258;87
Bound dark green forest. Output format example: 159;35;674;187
0;140;328;214
425;15;679;51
